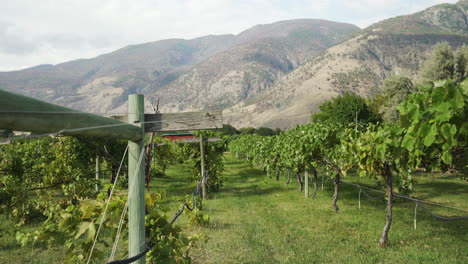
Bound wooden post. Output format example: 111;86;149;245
128;94;145;263
200;134;207;199
266;165;269;178
355;111;358;131
305;171;309;198
95;155;100;192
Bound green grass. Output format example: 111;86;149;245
0;215;65;263
1;153;467;263
176;154;467;264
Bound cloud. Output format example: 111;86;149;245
0;22;38;55
0;0;460;71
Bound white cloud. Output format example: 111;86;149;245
0;0;461;71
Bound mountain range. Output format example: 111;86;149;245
1;0;467;129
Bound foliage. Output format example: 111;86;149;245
151;137;178;177
236;127;279;137
376;76;418;123
178;131;226;192
397;79;467;175
218;124;239;136
17;187;126;263
183;195;210;227
230;122;350;181
343;124;410;190
255;127;276;136
421;43;468;85
341;79;467;246
16;189;199;264
453;44;468;83
311;92;381;128
0;137;97;225
239;127;256;135
145;193;201;264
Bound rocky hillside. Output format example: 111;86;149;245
0;19;359;114
152;19;359;112
224;0;468;129
0;35;238;113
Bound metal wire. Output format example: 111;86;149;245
360;188;385;200
106;169;207;264
341;181;468;213
86;145;128;264
417;202;468;221
108;147;145;262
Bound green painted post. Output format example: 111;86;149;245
200;134;207;199
128;94;145;263
305;171;309;198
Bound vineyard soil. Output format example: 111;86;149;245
0;153;467;263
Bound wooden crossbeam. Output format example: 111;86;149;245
155;137;220;146
112;111;223;132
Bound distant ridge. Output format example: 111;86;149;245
223;0;468;129
0;19;359;116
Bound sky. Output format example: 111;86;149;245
0;0;460;71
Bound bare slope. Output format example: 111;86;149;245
224;1;468;129
153;19;360;112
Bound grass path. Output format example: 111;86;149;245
157;154;468;264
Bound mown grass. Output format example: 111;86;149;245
179;154;468;264
0;215;65;263
1;153;467;263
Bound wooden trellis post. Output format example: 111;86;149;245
127;94;146;264
200;134;207;199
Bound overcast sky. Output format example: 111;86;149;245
0;0;459;71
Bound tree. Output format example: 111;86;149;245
218;124;239;135
421;42;455;84
378;76;417;123
255;127;275;136
454;45;468;83
311;92;380;128
239;127;256;135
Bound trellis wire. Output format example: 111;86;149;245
106;169;207;264
341;181;468;229
86;145;128;264
108;147;145;262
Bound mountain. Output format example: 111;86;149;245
0;19;359;114
0;35;237;113
224;0;468;129
152;19;359;112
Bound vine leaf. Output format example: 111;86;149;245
402;135;416;151
75;221;91;239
